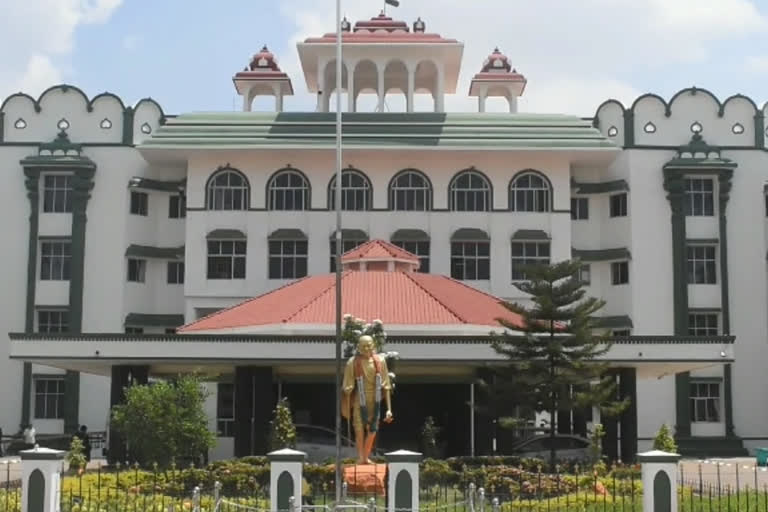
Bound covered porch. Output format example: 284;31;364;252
9;332;735;462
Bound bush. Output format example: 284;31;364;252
269;397;297;450
110;374;216;467
652;424;677;453
66;436;87;472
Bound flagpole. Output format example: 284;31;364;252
334;0;344;503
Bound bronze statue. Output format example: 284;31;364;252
341;335;393;464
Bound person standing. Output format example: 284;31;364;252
74;425;91;462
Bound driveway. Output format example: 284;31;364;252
680;457;768;492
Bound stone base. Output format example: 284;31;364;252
343;463;387;496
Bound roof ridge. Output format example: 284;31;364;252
179;276;314;331
284;273;345;323
403;272;467;324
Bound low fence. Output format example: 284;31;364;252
3;448;767;512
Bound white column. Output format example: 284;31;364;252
317;60;327;112
638;450;681;512
347;63;356;113
276;94;284;112
21;446;65;512
478;89;487;113
243;89;252;112
377;65;385;112
268;448;306;512
508;88;517;113
435;65;445;113
407;68;415;112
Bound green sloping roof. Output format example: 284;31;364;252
125;245;184;259
572;247;631;261
572;179;629;194
124;314;185;327
590;315;634;329
137;112;619;150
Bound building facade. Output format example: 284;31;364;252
1;13;762;460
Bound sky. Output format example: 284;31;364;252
2;0;768;117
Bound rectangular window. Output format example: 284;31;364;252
571;197;589;220
130;191;148;216
165;328;176;334
207;240;247;279
450;241;491;280
330;239;366;272
34;377;65;419
268;240;308;279
685;178;715;216
217;382;235;437
511;241;550;281
40;240;71;281
578;264;591;285
611;261;629;285
42;175;73;213
125;327;144;334
687;245;717;284
167;261;185;284
612;329;631;336
688;312;719;336
690;381;721;422
609;193;627;218
169;195;186;219
392;240;430;273
127;258;146;283
37;310;69;333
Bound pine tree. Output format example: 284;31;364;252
490;259;628;467
269;397;297;450
652;424;677;453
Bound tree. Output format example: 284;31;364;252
652;424;677;453
111;374;215;467
490;259;628;467
420;416;442;458
269;397;297;450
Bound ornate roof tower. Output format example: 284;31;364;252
469;48;527;113
233;45;294;112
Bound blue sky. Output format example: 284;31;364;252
4;0;768;116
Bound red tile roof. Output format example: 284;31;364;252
341;240;419;264
179;271;524;332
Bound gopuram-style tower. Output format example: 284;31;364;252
296;12;464;112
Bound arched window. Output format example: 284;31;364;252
206;168;249;211
328;169;372;211
267;169;310;210
509;171;551;212
449;170;491;212
389;170;432;211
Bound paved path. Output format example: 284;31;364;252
680;458;768;492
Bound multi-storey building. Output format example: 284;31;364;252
1;12;763;460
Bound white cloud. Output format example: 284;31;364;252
746;56;768;73
0;0;123;100
276;0;766;116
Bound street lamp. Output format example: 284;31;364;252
334;0;400;502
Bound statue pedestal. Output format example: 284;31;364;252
343;464;387;496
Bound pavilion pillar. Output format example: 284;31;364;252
619;368;638;463
601;370;619;461
108;365;149;464
234;366;274;457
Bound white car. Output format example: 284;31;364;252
510;434;591;461
295;424;359;463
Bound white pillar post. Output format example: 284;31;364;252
268;448;306;512
20;446;65;512
508;88;517;113
407;68;415;113
638;450;681;512
386;450;422;512
377;65;385;112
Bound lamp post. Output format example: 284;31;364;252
333;0;344;502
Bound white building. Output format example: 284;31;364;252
1;12;761;461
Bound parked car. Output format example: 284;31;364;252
295;424;358;463
509;434;591;460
